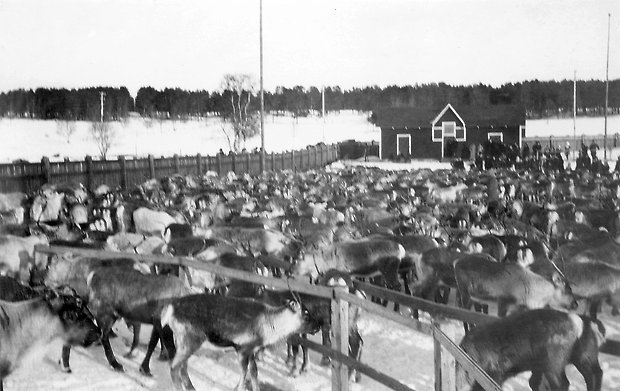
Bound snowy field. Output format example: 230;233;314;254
0;112;379;163
0;112;618;163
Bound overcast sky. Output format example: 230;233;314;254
0;0;618;96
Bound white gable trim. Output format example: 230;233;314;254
431;103;466;128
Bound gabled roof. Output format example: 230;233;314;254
373;104;525;129
431;103;465;127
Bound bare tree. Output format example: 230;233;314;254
219;74;260;153
56;120;77;143
90;121;115;160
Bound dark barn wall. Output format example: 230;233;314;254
411;130;442;159
381;128;441;159
466;126;520;147
382;126;521;160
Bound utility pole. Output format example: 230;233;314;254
259;0;265;171
604;13;611;161
322;86;326;143
573;70;576;160
99;91;106;122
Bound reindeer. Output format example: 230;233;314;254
0;287;101;391
160;293;320;391
291;239;406;291
458;309;605;391
454;253;577;322
86;266;193;375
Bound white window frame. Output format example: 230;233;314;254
488;132;504;142
519;125;525;148
443;121;456;137
396;134;411;155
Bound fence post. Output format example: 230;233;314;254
271;152;275;171
41;156;51;185
173;154;180;174
118;155;127;190
217;154;222;175
281;151;286;170
231;153;236;173
246;152;251;174
331;290;349;391
433;318;458;391
196;153;202;176
85;155;93;192
291;150;296;172
148;154;156;179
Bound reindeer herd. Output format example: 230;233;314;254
0;163;619;390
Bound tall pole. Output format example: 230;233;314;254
259;0;265;171
100;91;106;122
573;70;576;159
604;13;611;161
322;86;325;143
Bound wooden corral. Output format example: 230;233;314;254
0;144;339;193
35;244;504;391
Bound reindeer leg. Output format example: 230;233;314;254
124;322;141;358
248;353;260;391
236;352;252;391
349;329;363;383
57;344;73;373
170;330;201;391
98;316;124;372
287;339;300;377
300;338;309;374
139;323;163;376
320;327;331;366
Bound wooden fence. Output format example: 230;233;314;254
34;244;503;391
0;144;339;194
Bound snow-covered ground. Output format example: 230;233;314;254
6;299;620;391
0;112;379;163
1;112;618;164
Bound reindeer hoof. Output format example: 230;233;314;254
111;363;124;372
288;368;299;378
123;351;134;359
139;366;152;377
319;356;331;366
158;351;170;361
354;372;362;383
58;361;72;373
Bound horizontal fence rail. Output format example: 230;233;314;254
0;144;340;193
34;244;506;391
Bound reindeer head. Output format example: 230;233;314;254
44;286;101;348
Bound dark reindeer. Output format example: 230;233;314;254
458;309;605;391
160;293;320;391
86;266;193;375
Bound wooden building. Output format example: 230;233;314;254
374;104;526;160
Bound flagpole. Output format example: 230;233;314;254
573;70;576;160
604;13;610;161
259;0;266;171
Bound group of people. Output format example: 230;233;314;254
472;138;616;174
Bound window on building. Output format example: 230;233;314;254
443;122;456;137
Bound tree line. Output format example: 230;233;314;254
0;87;132;121
0;79;618;120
